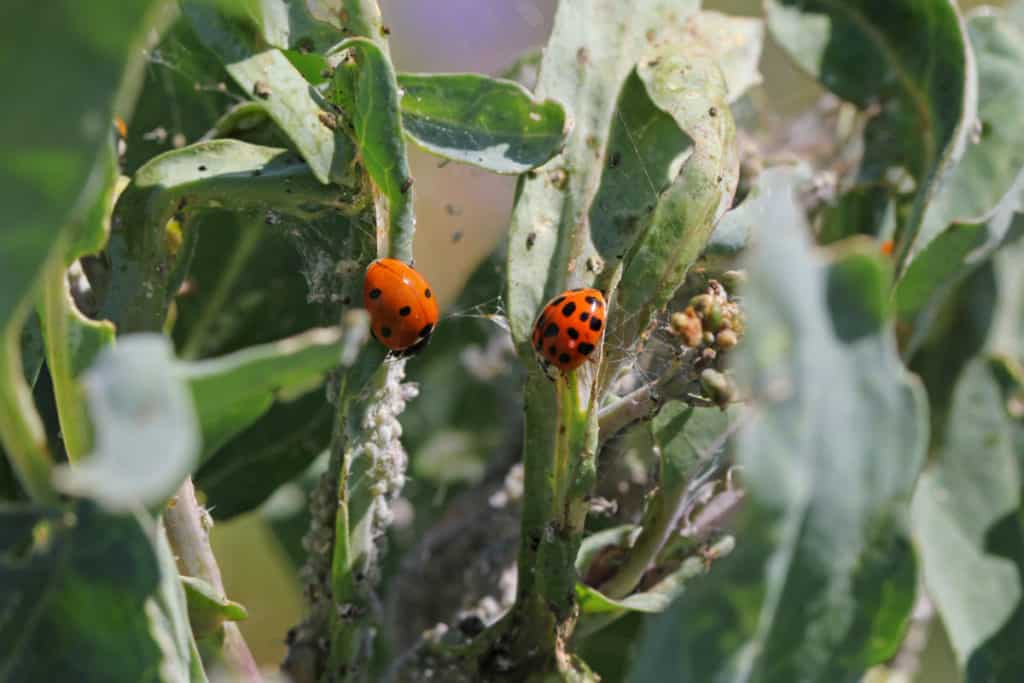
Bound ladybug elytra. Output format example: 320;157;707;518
364;258;439;356
531;288;606;377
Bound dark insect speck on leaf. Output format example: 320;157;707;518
609;151;621;168
400;178;414;194
526;232;537;249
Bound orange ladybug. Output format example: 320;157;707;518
531;288;606;378
364;258;439;355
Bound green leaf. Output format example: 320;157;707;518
260;0;345;53
197;393;332;520
605;47;738;370
328;37;415;261
99;139;361;333
38;141;119;463
181;575;248;638
629;187;928;681
0;501;202;683
184;326;342;460
54;335;199;510
0;0;163;328
912;11;1024;251
576;580;679;615
396;73;568;174
0;0;163;503
894;10;1024;333
765;0;976;270
180;213;373;520
505;0;702;350
182;2;355;186
911;359;1022;673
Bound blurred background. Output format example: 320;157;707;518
132;0;1000;677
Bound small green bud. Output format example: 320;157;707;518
700;368;734;407
722;270;746;290
706;304;724;331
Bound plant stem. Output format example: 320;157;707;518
39;255;92;462
0;309;56;502
597;357;702;443
599;418;746;599
165;477;261;683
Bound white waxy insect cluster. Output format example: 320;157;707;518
299;359;418;608
356;360;419;580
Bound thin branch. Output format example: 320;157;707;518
165;477;261;683
598;412;749;599
597;354;703;443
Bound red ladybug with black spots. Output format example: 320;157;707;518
531;288;606;378
364;258;439;356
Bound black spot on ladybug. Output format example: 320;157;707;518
578;342;595;355
544;322;559;337
579;312;590;322
552;296;566;306
567;327;580;340
558;353;570;364
419;323;434;338
424;288;432;298
548;345;557;356
381;326;392;338
399;306;411;316
590;317;603;332
561;301;577;317
369;288;382;299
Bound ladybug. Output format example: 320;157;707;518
531;288;606;378
364;258;439;356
